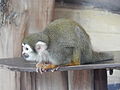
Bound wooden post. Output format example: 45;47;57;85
68;70;94;90
0;0;29;90
36;71;68;90
0;0;69;90
94;69;108;90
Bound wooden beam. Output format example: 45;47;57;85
35;71;68;90
68;70;94;90
94;69;108;90
0;57;119;72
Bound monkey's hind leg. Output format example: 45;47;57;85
71;48;81;66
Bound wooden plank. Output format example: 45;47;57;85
27;0;55;33
20;72;36;90
68;70;94;90
94;69;108;90
0;69;20;90
36;71;68;90
0;51;118;73
0;56;119;72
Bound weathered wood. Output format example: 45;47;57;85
36;72;68;90
68;70;94;90
20;72;36;90
0;69;20;90
94;69;108;90
0;56;119;72
0;0;55;90
26;0;55;33
0;0;29;90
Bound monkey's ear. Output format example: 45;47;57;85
35;41;47;52
22;43;25;47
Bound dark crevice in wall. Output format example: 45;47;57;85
56;0;120;14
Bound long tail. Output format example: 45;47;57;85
92;51;114;63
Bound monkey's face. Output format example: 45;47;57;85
22;43;37;61
22;41;48;62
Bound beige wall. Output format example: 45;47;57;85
54;7;120;51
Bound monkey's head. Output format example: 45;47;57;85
22;33;49;61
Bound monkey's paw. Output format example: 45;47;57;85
36;63;59;74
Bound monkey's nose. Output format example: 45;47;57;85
22;53;29;58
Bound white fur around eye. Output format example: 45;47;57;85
22;43;38;61
22;44;33;54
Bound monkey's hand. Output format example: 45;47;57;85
36;63;59;73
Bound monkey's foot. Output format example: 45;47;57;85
36;63;58;73
65;60;80;66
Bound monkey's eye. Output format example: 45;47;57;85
25;47;29;51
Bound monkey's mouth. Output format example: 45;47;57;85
22;53;29;59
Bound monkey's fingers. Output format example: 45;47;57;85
36;63;58;73
36;67;42;74
36;63;45;73
36;67;39;72
40;67;43;74
51;66;60;72
36;67;48;74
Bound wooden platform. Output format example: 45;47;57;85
0;52;119;72
0;52;119;90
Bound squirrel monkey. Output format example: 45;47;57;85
22;18;113;73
